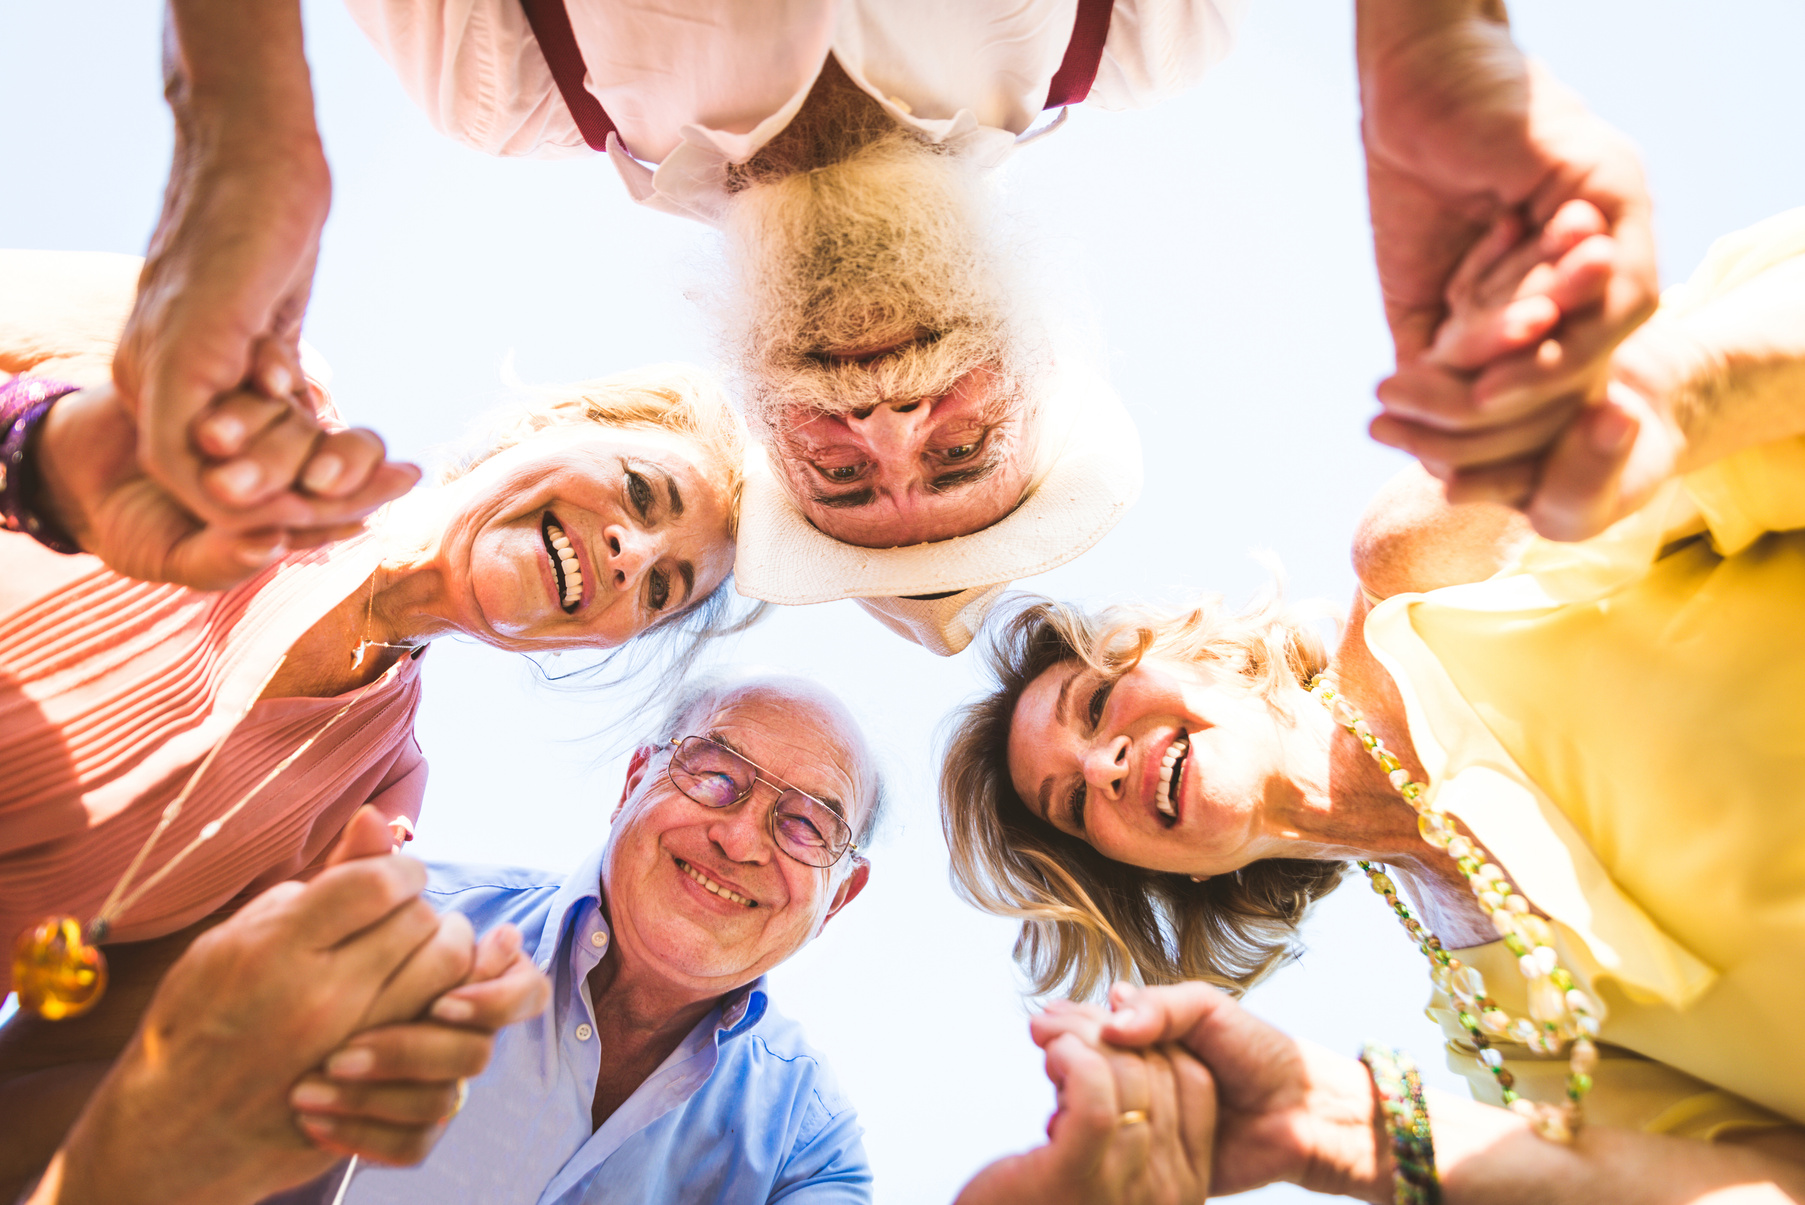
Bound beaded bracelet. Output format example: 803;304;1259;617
0;377;85;554
1360;1042;1441;1205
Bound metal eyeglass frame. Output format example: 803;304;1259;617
665;736;859;868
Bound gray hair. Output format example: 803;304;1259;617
650;672;888;848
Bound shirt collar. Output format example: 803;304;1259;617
534;845;773;1041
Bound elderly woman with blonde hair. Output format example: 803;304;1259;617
0;251;747;1192
940;212;1805;1202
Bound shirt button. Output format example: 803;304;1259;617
590;931;608;949
575;1023;593;1041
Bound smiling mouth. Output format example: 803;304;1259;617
541;512;584;613
1156;731;1189;825
676;857;758;909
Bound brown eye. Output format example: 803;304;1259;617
627;470;655;517
828;464;860;481
942;442;979;461
648;569;671;612
1086;679;1114;729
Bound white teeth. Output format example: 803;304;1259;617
546;520;582;608
1155;738;1188;817
677;858;756;908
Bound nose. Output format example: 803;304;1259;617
1081;735;1129;801
602;524;658;592
846;398;936;459
706;783;778;865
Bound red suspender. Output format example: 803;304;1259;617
522;0;1119;154
520;0;619;151
1045;0;1117;110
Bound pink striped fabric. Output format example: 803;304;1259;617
0;533;426;992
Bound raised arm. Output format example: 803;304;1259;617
113;0;414;561
1099;981;1805;1205
1355;0;1659;541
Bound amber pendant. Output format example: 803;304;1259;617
12;916;107;1020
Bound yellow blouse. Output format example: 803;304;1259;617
1364;210;1805;1139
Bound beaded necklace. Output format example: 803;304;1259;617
1308;675;1601;1142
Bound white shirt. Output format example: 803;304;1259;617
342;0;1244;223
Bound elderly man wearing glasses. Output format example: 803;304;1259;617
288;670;1214;1205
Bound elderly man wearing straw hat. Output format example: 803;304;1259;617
112;0;1655;654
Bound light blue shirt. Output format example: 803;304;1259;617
342;847;872;1205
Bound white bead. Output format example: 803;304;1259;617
1447;837;1474;859
1519;954;1541;979
1532;946;1559;975
1479;862;1506;882
1528;977;1567;1024
1506;894;1530;913
1479;1047;1504;1068
1453;966;1486;1003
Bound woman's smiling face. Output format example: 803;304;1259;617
438;424;735;651
1006;655;1295;876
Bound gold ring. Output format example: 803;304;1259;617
1117;1109;1149;1128
448;1078;469;1119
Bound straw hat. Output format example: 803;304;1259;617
734;364;1141;654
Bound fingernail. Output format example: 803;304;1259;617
326;1047;375;1079
264;365;295;397
291;1081;338;1109
302;453;344;494
1591;406;1633;454
235;538;287;567
203;413;246;450
296;1113;334;1138
432;996;476;1023
217;460;263;499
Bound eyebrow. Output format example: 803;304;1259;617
926;453;1002;495
705;731;847;818
676;561;695;607
1034;669;1082;824
658;467;685;518
809;487;877;510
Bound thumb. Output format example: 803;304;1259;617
326;805;403;869
1525;397;1637;541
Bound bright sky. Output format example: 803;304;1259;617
4;2;1804;1201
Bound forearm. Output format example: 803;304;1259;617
1355;0;1509;73
1426;1091;1805;1205
1664;259;1805;472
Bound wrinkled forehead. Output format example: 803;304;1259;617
686;684;871;823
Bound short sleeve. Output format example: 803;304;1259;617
342;0;590;158
1087;0;1246;111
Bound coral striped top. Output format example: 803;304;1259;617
0;531;426;992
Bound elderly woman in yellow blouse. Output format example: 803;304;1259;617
940;210;1805;1201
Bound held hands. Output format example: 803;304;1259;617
112;108;415;577
1096;982;1389;1203
955;1000;1214;1205
1374;202;1692;541
1361;4;1660;541
289;808;553;1167
35;381;413;590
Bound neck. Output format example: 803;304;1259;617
729;56;898;186
360;490;473;647
586;951;724;1054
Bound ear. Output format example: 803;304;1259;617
819;856;870;931
615;745;658;821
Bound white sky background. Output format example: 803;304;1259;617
4;3;1804;1201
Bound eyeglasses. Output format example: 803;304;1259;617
665;736;858;869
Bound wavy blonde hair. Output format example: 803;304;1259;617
440;363;748;538
940;593;1344;1001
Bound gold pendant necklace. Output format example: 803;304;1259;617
11;653;396;1020
1309;675;1601;1142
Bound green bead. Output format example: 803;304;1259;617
1377;751;1402;774
1550;968;1574;991
1457;856;1483;876
1567;1073;1593;1098
1370;872;1396;894
1401;781;1425;802
1502;933;1529;957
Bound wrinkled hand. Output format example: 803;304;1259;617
113;100;414;549
1361;6;1658;539
36;831;469;1205
36;382;411;590
1374;205;1692;539
955;1000;1214;1205
1097;983;1386;1201
279;807;550;1167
